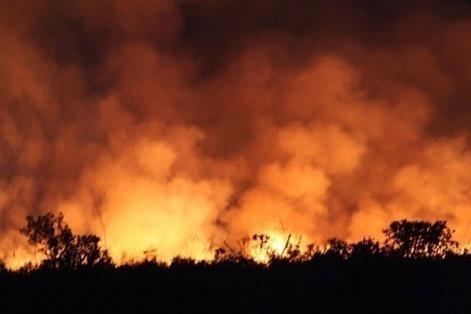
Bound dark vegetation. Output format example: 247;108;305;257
19;212;112;270
1;212;471;313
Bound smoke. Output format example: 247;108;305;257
0;0;470;266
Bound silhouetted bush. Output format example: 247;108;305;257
12;214;467;273
350;237;382;259
3;217;471;313
20;212;112;270
324;238;351;260
383;220;458;258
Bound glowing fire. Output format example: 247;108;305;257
248;232;294;263
0;1;470;268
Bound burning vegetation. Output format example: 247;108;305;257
0;0;470;271
0;1;470;312
2;213;471;313
2;212;464;271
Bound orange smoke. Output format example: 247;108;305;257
0;0;470;267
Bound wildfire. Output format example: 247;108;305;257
0;1;470;268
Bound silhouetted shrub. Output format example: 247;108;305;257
350;237;382;259
20;212;112;270
324;238;351;259
383;220;458;258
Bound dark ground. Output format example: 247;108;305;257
1;257;471;314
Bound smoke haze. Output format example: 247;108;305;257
0;0;470;266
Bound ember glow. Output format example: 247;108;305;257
0;1;470;267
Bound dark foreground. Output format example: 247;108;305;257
1;258;471;314
3;215;469;313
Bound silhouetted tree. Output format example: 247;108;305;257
383;219;458;258
20;212;112;270
350;237;382;258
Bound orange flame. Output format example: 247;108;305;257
0;1;470;268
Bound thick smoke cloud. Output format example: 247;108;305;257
0;0;470;266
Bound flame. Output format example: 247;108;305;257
0;1;470;268
248;231;293;264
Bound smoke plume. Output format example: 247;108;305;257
0;0;470;266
